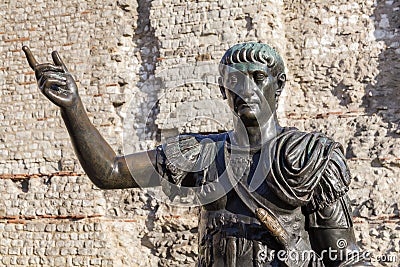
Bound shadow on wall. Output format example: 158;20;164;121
133;0;161;142
362;0;400;136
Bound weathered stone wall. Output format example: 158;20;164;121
0;0;399;266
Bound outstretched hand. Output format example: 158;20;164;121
22;46;79;108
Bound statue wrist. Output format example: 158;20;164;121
60;97;85;118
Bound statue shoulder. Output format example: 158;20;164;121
277;127;347;160
156;133;228;200
160;132;228;172
269;128;351;209
278;127;339;144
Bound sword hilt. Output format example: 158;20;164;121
256;207;290;249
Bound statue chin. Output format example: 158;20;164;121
236;109;272;127
239;117;261;127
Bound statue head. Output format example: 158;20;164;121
218;42;286;126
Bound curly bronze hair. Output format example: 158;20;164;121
219;42;285;77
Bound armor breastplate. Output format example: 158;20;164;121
197;142;312;266
199;187;310;248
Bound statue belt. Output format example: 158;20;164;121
199;210;285;251
201;210;270;236
202;210;259;226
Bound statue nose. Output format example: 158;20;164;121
240;77;255;98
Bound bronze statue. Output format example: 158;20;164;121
23;42;371;266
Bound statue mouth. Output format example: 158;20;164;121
236;99;260;110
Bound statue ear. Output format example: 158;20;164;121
277;73;286;90
218;77;227;99
275;73;286;99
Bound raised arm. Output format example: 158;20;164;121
22;46;159;189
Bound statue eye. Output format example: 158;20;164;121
254;72;266;81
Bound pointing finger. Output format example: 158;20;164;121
51;51;69;72
22;45;39;70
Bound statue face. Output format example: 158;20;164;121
220;62;279;126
